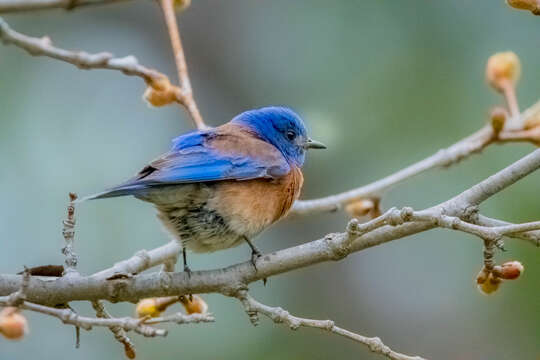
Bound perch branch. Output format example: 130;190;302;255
91;240;181;279
237;291;425;360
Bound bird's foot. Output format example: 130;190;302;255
250;249;261;270
243;237;267;285
250;250;267;286
183;264;192;278
183;265;193;301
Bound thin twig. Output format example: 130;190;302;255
91;240;181;280
0;294;168;336
237;291;425;360
292;100;540;216
143;312;215;325
476;215;540;246
0;0;131;13
502;82;521;122
62;193;78;275
0;16;206;128
159;0;206;129
92;300;137;359
0;17;165;84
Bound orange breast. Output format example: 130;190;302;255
208;167;304;238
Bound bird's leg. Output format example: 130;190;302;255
243;237;267;286
182;247;192;277
243;236;262;266
182;247;193;301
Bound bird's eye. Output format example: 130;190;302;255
286;130;296;141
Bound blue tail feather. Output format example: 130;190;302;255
76;184;149;202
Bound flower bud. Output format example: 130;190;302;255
179;295;208;314
493;260;524;280
486;52;521;92
123;343;136;359
143;87;177;107
135;298;161;318
143;77;179;107
135;296;179;318
0;307;28;340
490;107;508;134
524;111;540;130
477;273;501;295
506;0;540;14
149;76;170;92
475;267;489;284
174;0;191;11
345;199;373;218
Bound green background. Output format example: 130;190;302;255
0;1;538;359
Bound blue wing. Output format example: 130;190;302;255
83;128;290;200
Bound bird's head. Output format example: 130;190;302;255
231;106;326;166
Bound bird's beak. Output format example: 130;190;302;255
304;138;327;149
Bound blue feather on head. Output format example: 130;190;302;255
231;106;323;166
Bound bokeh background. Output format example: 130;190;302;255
0;1;539;359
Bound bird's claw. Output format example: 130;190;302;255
250;250;261;270
183;266;193;300
250;250;267;286
184;265;192;278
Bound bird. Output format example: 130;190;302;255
81;106;326;274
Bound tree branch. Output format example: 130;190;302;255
292;100;540;216
236;291;425;360
91;240;181;280
10;300;168;336
475;215;540;246
159;0;206;129
92;300;137;359
61;193;79;276
0;0;132;13
0;16;205;125
0;17;164;83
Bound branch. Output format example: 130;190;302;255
0;271;168;338
397;209;540;245
237;291;425;360
292;100;540;216
1;287;214;339
0;16;204;125
476;215;540;246
92;300;137;359
92;240;181;280
61;193;78;276
1;149;538;305
12;301;167;336
0;0;132;13
0;17;164;83
143;312;215;325
159;0;206;129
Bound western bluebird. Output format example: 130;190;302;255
82;106;325;273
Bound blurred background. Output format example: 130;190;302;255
0;1;539;359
